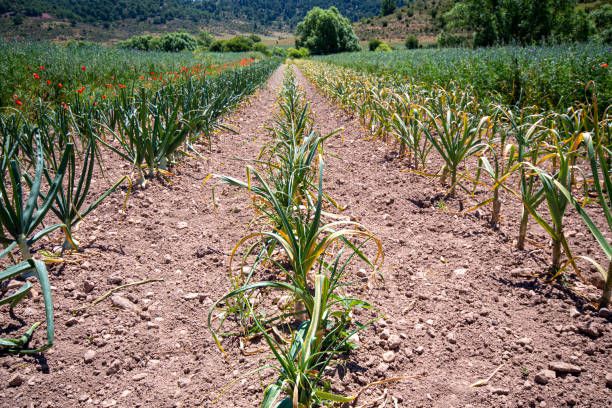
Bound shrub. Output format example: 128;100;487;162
405;34;419;49
287;47;310;59
295;6;361;55
369;38;383;51
375;42;393;52
119;32;198;52
253;42;270;55
223;36;255;52
272;47;287;57
197;31;215;48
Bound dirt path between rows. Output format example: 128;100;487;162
1;63;610;408
290;65;611;407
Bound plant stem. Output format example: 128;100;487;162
517;205;529;250
600;261;612;309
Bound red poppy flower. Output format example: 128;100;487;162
39;65;45;71
102;95;107;100
47;80;52;85
118;84;126;89
76;86;85;94
58;83;63;88
602;63;609;69
33;73;40;80
15;99;22;106
81;65;86;72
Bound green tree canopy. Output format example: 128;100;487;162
295;6;361;55
443;0;597;46
381;0;397;17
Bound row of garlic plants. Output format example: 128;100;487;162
209;69;383;407
296;60;611;309
0;58;280;354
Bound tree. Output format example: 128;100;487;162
405;34;419;49
295;6;361;55
442;0;592;46
381;0;397;17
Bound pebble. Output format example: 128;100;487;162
598;308;611;320
446;331;457;344
453;268;467;277
569;307;580;318
548;361;582;375
516;337;532;346
107;276;123;285
379;329;390;340
66;317;78;327
83;280;95;293
382;351;396;363
489;386;510;395
106;359;122;376
111;295;139;312
464;312;476;324
606;372;612;388
8;374;24;387
177;221;189;230
84;349;97;363
163;254;173;264
387;334;401;350
132;373;148;381
348;333;361;348
178;377;191;388
101;399;117;407
182;293;200;301
534;369;556;385
414;346;425;355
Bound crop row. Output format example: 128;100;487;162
0;58;280;353
208;69;383;407
297;59;611;310
315;44;611;110
0;41;261;108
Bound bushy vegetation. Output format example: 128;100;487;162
380;0;397;16
441;0;611;46
118;32;199;52
405;34;419;49
316;44;611;110
209;35;269;53
287;47;310;59
295;6;361;55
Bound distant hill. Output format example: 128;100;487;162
354;0;454;45
0;0;390;41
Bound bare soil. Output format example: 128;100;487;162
1;64;610;408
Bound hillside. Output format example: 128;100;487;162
0;0;386;42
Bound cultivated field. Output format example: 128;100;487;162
1;43;611;407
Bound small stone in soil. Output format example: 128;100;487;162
606;372;612;388
387;334;401;350
111;295;139;312
132;373;148;381
489;386;510;395
548;361;582;375
84;349;97;363
534;369;556;385
83;280;95;293
8;374;24;387
382;351;396;363
66;317;78;327
178;377;191;388
446;331;457;344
